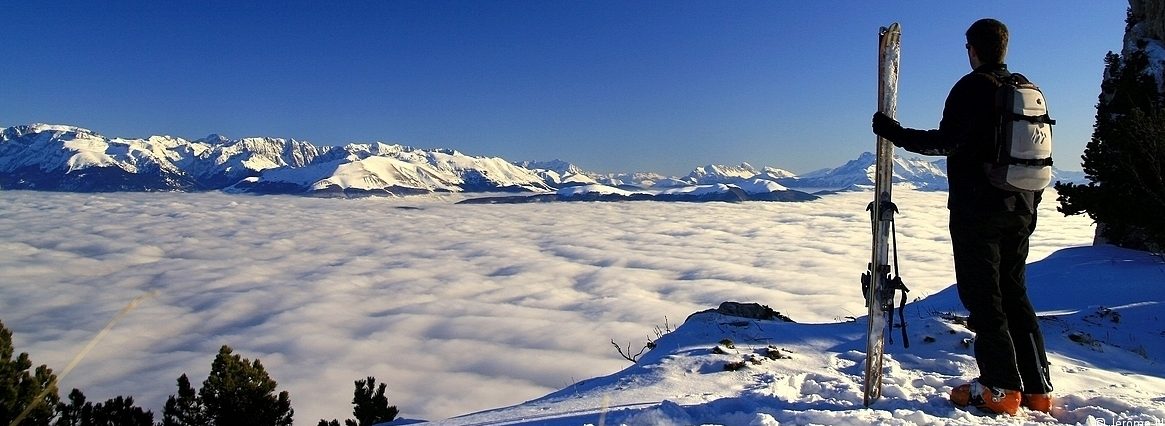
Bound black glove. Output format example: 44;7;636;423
871;111;904;142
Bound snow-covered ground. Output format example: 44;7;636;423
2;188;1160;425
436;244;1165;425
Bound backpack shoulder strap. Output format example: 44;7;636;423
1008;72;1032;86
1000;72;1056;125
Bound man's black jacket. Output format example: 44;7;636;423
878;63;1040;215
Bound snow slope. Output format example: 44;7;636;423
428;245;1165;426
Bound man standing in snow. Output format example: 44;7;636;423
870;18;1053;415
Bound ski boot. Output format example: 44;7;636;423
950;379;1021;415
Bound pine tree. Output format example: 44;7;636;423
1;320;59;426
1056;9;1165;251
88;396;153;426
198;345;293;426
56;388;155;426
163;347;293;426
55;388;90;426
318;377;399;426
350;377;398;426
161;374;208;426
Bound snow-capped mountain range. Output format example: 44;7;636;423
0;124;552;196
0;123;1085;196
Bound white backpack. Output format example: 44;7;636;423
984;72;1056;192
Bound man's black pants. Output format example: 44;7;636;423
950;211;1053;394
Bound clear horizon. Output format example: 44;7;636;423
2;1;1125;175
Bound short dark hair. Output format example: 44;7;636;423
966;18;1008;64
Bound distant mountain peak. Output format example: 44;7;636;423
197;133;231;144
516;159;584;175
1;123;97;140
685;163;759;184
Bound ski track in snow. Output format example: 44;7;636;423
4;188;1151;425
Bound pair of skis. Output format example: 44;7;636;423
863;22;908;407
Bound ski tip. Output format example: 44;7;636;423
879;22;901;35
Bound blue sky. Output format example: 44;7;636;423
2;1;1126;175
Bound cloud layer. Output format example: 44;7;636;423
0;189;1094;421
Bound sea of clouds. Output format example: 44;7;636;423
0;189;1094;422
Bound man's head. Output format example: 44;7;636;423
965;18;1008;67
